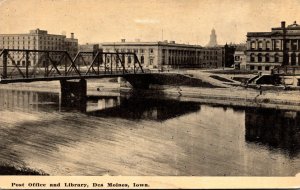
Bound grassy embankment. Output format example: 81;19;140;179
0;163;48;175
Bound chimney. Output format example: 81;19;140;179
281;21;286;29
282;21;287;66
121;39;126;43
71;33;74;39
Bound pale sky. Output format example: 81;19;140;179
0;0;299;46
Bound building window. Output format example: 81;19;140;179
286;43;290;51
274;54;279;62
258;41;262;50
250;53;255;62
292;40;297;51
140;49;144;53
141;56;144;64
258;66;262;70
291;52;296;65
251;41;256;50
150;48;153;53
128;56;132;64
275;40;281;50
265;54;270;62
257;53;262;62
150;58;153;65
265;66;270;71
266;41;271;50
121;54;125;63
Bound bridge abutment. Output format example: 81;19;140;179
60;79;87;111
117;77;128;87
122;75;152;89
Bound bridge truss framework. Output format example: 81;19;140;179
0;49;144;82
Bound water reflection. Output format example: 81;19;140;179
245;108;300;157
0;88;300;176
87;96;121;112
87;96;201;121
0;89;201;122
0;89;59;112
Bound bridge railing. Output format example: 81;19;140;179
0;49;145;80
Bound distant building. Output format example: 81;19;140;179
223;43;236;67
64;32;78;58
246;21;300;72
234;44;247;70
207;28;218;47
78;43;102;63
0;29;78;66
100;39;225;70
79;43;100;52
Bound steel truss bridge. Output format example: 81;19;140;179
0;49;145;83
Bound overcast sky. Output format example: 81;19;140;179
0;0;299;45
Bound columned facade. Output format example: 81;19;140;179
101;40;224;70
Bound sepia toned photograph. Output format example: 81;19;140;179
0;0;299;188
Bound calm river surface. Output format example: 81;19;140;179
0;88;299;176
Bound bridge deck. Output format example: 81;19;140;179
0;73;152;84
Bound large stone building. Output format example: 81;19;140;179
0;29;78;66
246;21;300;72
100;39;225;70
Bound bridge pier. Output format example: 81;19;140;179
122;75;152;89
60;79;87;111
117;77;129;87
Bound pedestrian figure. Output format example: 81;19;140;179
259;85;262;95
177;86;182;96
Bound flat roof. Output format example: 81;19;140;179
100;41;209;49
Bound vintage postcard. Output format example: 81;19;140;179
0;0;299;189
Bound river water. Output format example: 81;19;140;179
0;88;299;176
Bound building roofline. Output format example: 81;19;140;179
0;33;68;37
100;41;206;48
272;27;300;30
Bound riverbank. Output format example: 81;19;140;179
0;78;121;96
150;85;300;111
0;70;300;110
0;164;47;175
